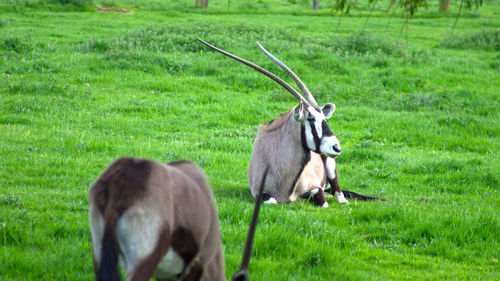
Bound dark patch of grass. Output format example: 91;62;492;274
324;32;403;55
1;37;32;54
390;92;450;111
440;29;500;51
102;50;191;74
1;0;94;11
490;53;500;71
0;194;23;207
52;0;93;7
74;22;302;55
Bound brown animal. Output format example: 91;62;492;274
89;157;269;281
198;39;384;207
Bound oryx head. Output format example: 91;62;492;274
294;100;340;157
198;39;341;158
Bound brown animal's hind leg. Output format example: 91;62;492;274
126;228;172;281
127;256;165;281
302;188;328;207
92;251;100;279
182;264;203;281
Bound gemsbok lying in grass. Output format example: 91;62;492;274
198;39;384;207
89;157;269;281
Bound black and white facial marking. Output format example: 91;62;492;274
295;102;341;157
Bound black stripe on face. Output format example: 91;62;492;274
300;123;309;150
309;120;322;153
321;120;334;137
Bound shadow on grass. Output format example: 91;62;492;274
214;182;255;204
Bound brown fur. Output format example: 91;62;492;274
89;157;224;281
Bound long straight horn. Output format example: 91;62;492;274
231;166;270;281
197;38;310;106
256;42;319;108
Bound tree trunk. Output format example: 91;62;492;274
195;0;208;8
313;0;319;10
439;0;450;12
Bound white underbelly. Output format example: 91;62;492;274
155;247;185;279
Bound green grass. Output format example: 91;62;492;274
1;0;499;280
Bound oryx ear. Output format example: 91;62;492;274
322;103;336;119
293;102;306;121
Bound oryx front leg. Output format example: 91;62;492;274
262;193;278;205
324;157;349;204
302;188;328;208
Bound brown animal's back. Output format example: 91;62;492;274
89;157;153;215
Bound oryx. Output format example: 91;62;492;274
198;39;384;207
89;157;269;281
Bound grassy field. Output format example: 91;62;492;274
1;0;499;280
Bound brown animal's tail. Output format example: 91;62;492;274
340;189;386;201
92;157;152;281
94;157;149;281
97;218;121;281
231;166;270;281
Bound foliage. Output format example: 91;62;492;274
334;0;352;13
465;0;483;10
401;0;428;17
